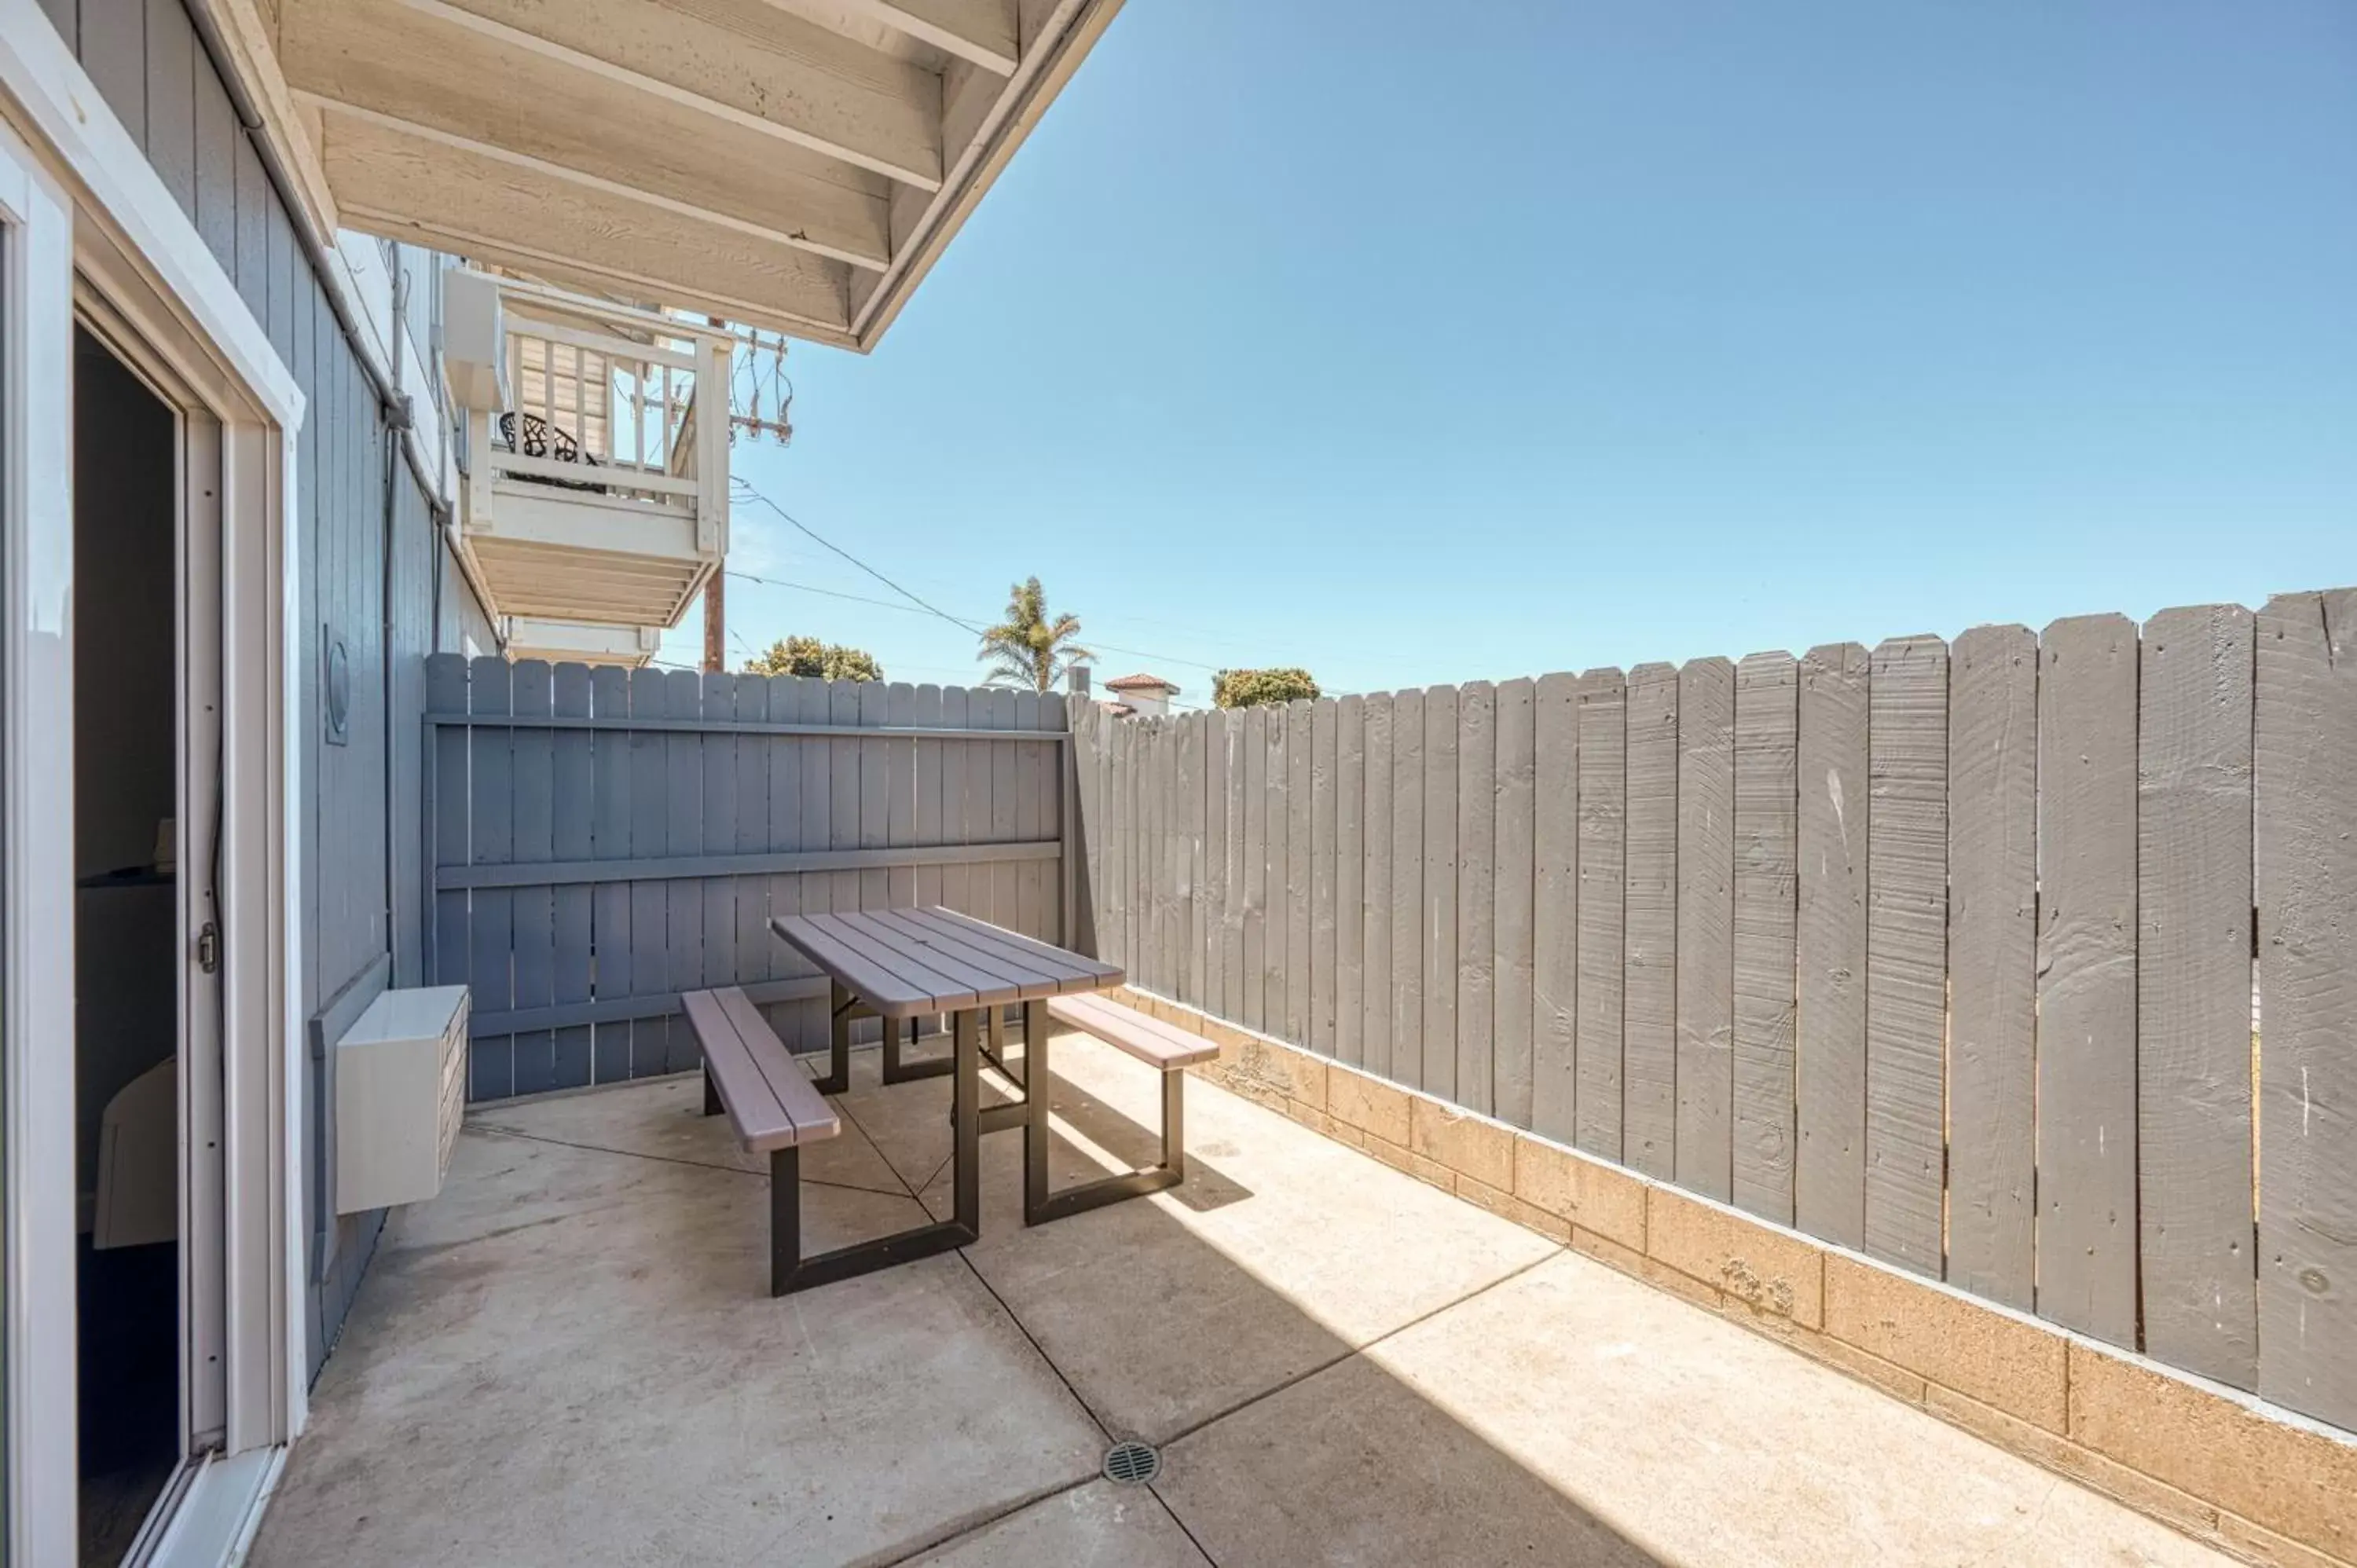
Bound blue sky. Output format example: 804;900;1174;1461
665;0;2357;702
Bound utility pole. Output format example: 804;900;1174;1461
702;568;726;673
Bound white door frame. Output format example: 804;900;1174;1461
0;9;308;1560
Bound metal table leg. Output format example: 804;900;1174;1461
773;1004;981;1295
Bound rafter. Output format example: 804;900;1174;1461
394;0;945;190
822;0;1019;75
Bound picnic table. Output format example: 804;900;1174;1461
761;907;1124;1277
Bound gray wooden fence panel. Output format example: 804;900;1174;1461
548;665;594;1088
1732;652;1798;1224
912;687;944;913
1242;706;1267;1031
1796;642;1870;1249
467;657;515;1098
1625;663;1679;1180
1532;672;1579;1143
1864;635;1948;1277
1494;679;1537;1129
429;654;471;998
1312;698;1340;1057
826;679;862;921
506;661;556;1095
2036;614;2139;1343
1575;669;1626;1161
1203;709;1230;1016
1362;693;1394;1077
1046;692;1070;943
762;677;809;1047
2140;603;2258;1388
861;683;893;917
1674;658;1735;1201
1422;686;1461;1098
887;683;919;910
1179;712;1204;1007
938;685;971;919
1336;697;1366;1070
1164;716;1184;993
1947;624;2038;1309
988;689;1020;928
698;676;740;1060
1288;701;1315;1046
1266;707;1292;1027
1391;688;1427;1089
2254;588;2357;1431
663;670;707;1073
1014;689;1043;937
1266;708;1292;1031
585;667;632;1079
1222;712;1247;1019
1457;682;1496;1115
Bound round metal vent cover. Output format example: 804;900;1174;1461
1102;1441;1161;1486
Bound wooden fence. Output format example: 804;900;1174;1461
425;656;1071;1101
1071;588;2357;1437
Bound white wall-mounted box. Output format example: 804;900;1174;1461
335;984;470;1214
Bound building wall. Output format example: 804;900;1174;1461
41;0;486;1372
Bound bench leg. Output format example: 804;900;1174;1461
771;1006;982;1295
702;1066;722;1118
883;1013;953;1085
1023;999;1188;1227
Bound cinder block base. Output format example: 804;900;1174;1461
1126;984;2357;1568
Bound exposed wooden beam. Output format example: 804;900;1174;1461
395;0;945;190
319;108;856;341
298;96;891;273
821;0;1018;75
280;0;892;269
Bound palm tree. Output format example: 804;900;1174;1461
977;576;1093;691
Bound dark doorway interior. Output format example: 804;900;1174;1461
73;327;183;1566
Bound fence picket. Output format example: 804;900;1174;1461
1624;664;1679;1179
1242;707;1267;1030
1674;658;1734;1200
764;676;810;1047
1457;682;1496;1114
428;652;471;997
662;669;706;1073
1532;673;1579;1142
1391;687;1427;1089
2140;604;2258;1387
698;676;739;1064
889;683;920;910
1313;699;1340;1057
1422;686;1460;1097
1948;625;2037;1308
1180;713;1204;1006
1288;701;1315;1047
1362;694;1395;1077
1731;652;1798;1224
1015;689;1045;938
989;689;1020;929
1491;680;1536;1128
1221;712;1246;1019
1266;707;1291;1030
1336;697;1366;1070
467;656;515;1099
550;663;594;1090
2036;614;2139;1342
588;665;632;1079
1864;636;1947;1276
507;662;557;1095
939;685;971;921
1204;709;1230;1017
1796;643;1870;1248
2254;588;2357;1431
1575;669;1626;1161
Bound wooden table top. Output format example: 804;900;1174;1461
768;907;1124;1019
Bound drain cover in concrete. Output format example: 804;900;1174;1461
1102;1441;1161;1486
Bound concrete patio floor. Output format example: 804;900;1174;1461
251;1028;2234;1568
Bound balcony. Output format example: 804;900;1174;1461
445;272;731;662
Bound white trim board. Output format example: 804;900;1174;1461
0;3;312;1559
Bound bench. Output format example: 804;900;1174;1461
682;987;869;1296
1017;992;1219;1225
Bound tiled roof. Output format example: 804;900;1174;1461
1103;672;1179;693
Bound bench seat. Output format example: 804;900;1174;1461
681;987;840;1152
1044;991;1219;1070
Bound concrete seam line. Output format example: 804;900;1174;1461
865;1473;1102;1568
1154;1243;1569;1454
467;1125;911;1199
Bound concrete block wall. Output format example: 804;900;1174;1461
1112;984;2357;1568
